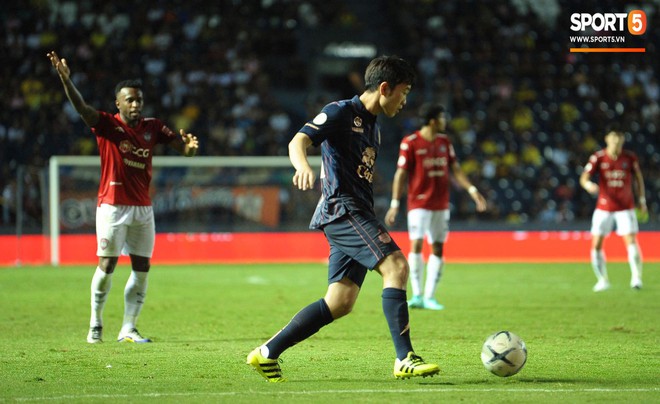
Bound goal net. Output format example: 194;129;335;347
48;155;322;266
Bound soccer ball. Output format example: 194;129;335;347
481;331;527;377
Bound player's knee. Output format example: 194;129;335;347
98;257;118;273
328;298;355;319
432;243;444;257
131;257;151;272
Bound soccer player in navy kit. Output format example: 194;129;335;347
47;51;199;344
247;56;440;381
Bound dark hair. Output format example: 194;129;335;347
605;122;624;136
364;55;416;91
419;104;445;125
114;79;143;95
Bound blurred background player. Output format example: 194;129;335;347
580;125;646;292
247;55;440;382
385;104;487;310
47;51;199;343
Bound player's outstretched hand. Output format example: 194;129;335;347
46;51;70;80
180;129;199;157
293;167;315;191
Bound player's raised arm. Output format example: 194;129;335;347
288;132;315;191
46;51;99;127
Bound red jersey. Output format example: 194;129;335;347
92;111;177;206
584;149;639;212
397;131;456;210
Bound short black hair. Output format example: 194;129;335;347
419;104;445;125
114;79;143;96
605;122;624;136
364;55;416;91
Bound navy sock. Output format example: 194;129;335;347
266;298;333;358
382;287;414;360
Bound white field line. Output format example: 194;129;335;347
10;387;660;401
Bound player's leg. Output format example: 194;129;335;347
88;204;126;343
376;252;440;378
406;209;427;308
247;287;337;382
615;209;642;289
422;209;449;310
330;211;438;376
247;238;363;382
118;206;154;343
590;209;612;292
88;256;118;343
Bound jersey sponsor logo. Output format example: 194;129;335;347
416;149;428;155
352;127;364;133
119;140;150;158
123;158;146;169
313;113;328;125
423;156;448;168
357;147;376;183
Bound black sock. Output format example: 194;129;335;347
382;287;413;360
266;298;333;358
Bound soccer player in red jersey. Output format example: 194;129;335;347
385;104;486;310
47;51;199;343
580;126;647;292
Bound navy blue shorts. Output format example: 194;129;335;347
322;211;401;287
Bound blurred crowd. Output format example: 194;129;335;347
1;0;658;231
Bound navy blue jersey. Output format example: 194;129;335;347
299;96;380;229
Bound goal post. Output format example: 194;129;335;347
48;155;322;266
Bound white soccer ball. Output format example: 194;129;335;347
481;331;527;377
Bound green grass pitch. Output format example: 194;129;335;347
1;262;658;403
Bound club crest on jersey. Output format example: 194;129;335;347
351;116;364;133
100;238;109;250
440;145;446;153
114;126;125;133
119;140;132;153
143;132;152;142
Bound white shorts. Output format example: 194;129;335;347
590;208;638;237
407;208;450;244
96;204;155;258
